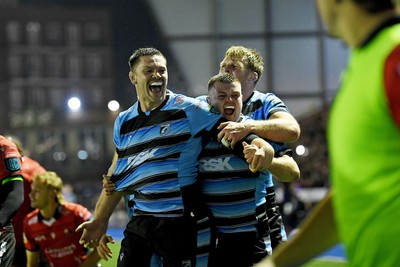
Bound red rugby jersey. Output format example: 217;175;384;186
23;202;92;267
0;135;23;231
13;156;46;247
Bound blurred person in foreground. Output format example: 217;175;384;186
23;171;100;267
255;0;400;267
395;0;400;13
5;135;46;267
0;135;24;267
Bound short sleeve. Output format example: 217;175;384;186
74;204;92;224
0;139;22;182
184;97;223;135
384;44;400;128
23;215;40;251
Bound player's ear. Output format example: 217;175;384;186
129;71;136;84
51;190;57;201
206;96;211;104
248;71;258;83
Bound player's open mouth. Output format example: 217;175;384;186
149;81;163;93
224;105;235;115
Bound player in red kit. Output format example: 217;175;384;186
5;136;46;267
23;171;100;267
0;135;24;267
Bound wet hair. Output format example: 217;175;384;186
208;73;241;91
224;45;264;81
352;0;394;13
34;171;64;204
128;47;166;70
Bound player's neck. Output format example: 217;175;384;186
242;87;254;103
40;201;59;220
342;9;395;48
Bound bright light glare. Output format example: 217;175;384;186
77;150;89;160
108;100;120;111
68;97;81;111
53;151;66;161
295;145;308;156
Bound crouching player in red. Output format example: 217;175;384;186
23;171;100;267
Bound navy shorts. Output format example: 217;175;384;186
209;232;268;267
117;216;196;267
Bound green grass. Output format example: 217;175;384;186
99;241;121;267
99;241;348;267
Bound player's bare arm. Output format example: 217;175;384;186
267;155;300;183
218;111;300;144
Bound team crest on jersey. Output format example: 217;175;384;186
50;232;56;239
160;123;170;136
4;157;20;172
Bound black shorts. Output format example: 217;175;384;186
266;186;285;248
208;231;269;267
117;216;196;267
12;244;26;267
0;232;16;267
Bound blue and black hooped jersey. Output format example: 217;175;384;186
198;115;289;233
111;91;224;217
198;141;265;234
242;90;289;120
243;90;291;244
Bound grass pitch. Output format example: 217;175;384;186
99;241;347;267
99;241;121;267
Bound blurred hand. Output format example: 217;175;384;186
97;234;115;261
243;139;274;172
76;219;108;249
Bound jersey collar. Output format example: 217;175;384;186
38;205;63;222
137;93;170;115
360;17;400;48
